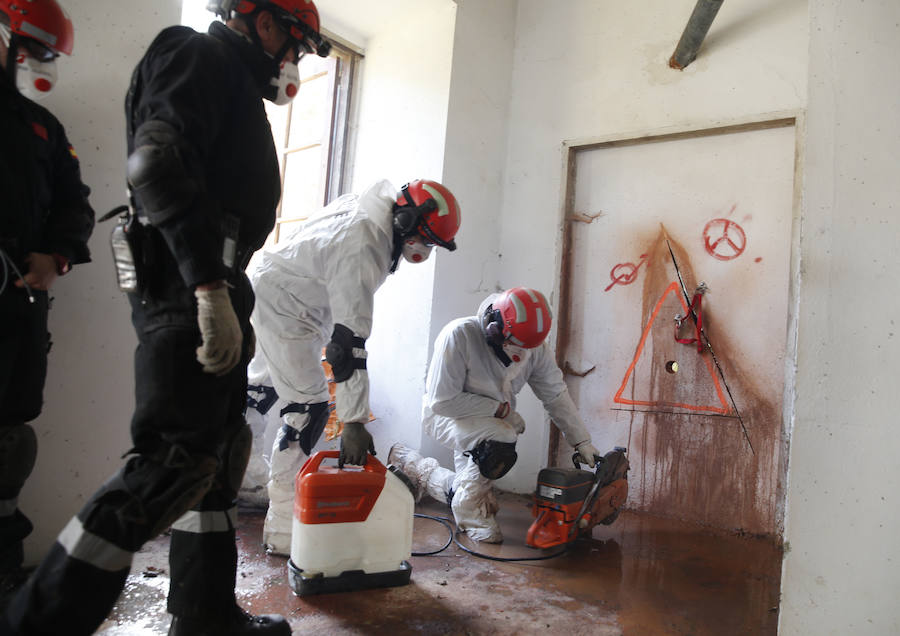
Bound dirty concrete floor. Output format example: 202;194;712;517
97;493;782;635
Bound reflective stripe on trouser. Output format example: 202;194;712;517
1;448;241;634
3;274;256;634
426;415;518;543
168;504;240;618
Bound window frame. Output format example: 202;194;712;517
267;37;362;244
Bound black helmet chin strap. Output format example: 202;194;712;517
243;13;286;80
3;37;20;88
389;231;403;274
215;22;274;96
482;306;512;366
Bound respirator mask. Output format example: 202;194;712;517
401;236;433;264
1;25;58;100
502;343;528;364
266;59;300;105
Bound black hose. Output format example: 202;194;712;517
411;513;454;556
412;512;570;562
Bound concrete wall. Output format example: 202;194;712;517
491;0;809;493
779;1;900;633
20;0;183;565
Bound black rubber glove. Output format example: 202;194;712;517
339;421;375;467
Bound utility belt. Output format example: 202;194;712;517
100;205;251;295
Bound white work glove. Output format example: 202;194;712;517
494;401;525;434
506;411;526;434
194;285;243;376
575;441;600;468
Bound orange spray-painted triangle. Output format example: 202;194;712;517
614;281;731;414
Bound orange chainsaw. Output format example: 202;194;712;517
525;447;629;549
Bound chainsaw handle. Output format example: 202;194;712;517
572;452;603;469
303;449;384;474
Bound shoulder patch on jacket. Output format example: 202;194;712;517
31;122;48;141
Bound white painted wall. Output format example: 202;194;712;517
331;0;457;459
420;0;518;464
492;0;809;492
779;1;900;633
20;0;183;565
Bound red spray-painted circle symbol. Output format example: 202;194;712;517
604;254;648;291
703;218;746;261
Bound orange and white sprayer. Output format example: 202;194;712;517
288;450;414;596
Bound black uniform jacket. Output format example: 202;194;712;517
125;22;280;288
0;72;94;271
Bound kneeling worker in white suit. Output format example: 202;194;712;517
249;179;462;554
390;287;600;543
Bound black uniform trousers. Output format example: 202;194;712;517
0;287;49;570
0;288;49;426
2;266;256;635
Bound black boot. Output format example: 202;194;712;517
0;510;33;574
168;605;291;636
0;509;33;611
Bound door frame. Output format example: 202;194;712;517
550;111;805;532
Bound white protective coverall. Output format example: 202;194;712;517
240;354;288;508
416;295;591;542
248;180;396;553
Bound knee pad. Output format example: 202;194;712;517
466;440;518;480
325;324;367;382
144;444;219;539
91;444;219;543
246;383;279;415
127;120;197;226
0;424;37;496
278;401;329;455
222;424;252;494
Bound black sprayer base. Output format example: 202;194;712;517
288;559;412;596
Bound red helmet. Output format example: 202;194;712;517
209;0;331;57
395;179;461;251
491;287;552;348
0;0;74;55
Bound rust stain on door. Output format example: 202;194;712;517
618;226;784;537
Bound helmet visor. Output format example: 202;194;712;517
19;36;58;62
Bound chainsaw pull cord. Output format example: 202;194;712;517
674;290;704;352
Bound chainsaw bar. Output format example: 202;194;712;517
567;447;629;541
